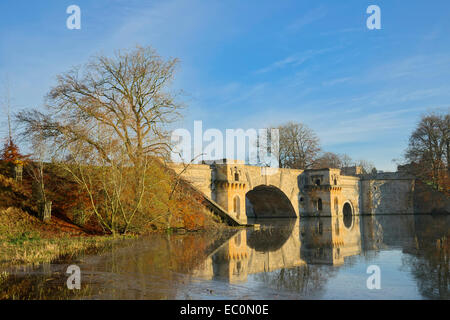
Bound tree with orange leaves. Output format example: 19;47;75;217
1;137;25;163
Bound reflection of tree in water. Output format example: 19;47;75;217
0;269;97;300
1;232;228;299
402;239;449;300
254;265;337;298
402;216;449;300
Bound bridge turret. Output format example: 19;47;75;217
213;160;248;224
299;168;347;217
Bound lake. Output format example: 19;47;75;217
1;215;449;300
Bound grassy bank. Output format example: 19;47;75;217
0;206;227;268
0;163;227;268
0;233;121;267
0;207;133;267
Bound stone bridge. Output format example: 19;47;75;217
170;159;367;225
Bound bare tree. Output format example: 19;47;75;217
17;46;184;234
312;152;343;169
27;126;52;221
276;122;321;170
340;154;353;168
60;126;150;234
405;110;449;190
33;46;181;166
354;159;377;174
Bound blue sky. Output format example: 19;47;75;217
1;0;449;170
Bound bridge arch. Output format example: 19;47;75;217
245;185;297;218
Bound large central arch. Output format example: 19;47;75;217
245;185;297;218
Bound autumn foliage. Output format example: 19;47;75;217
1;137;24;163
0;137;28;177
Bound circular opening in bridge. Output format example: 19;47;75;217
343;202;353;229
245;185;296;218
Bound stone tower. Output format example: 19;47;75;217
212;160;248;224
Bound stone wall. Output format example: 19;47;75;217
360;173;415;215
169;163;213;199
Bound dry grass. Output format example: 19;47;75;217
0;236;117;267
0;207;130;267
0;271;8;285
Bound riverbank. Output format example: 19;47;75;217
0;159;232;268
0;207;128;268
0;227;239;299
0;205;232;269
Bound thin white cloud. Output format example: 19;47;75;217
319;27;362;37
322;77;352;86
254;47;340;74
286;6;327;32
105;0;224;55
365;54;450;82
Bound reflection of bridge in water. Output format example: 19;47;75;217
192;215;364;283
192;214;447;285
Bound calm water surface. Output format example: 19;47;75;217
1;215;449;299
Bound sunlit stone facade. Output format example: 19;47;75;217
170;160;415;224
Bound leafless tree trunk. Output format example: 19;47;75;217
24;126;51;220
